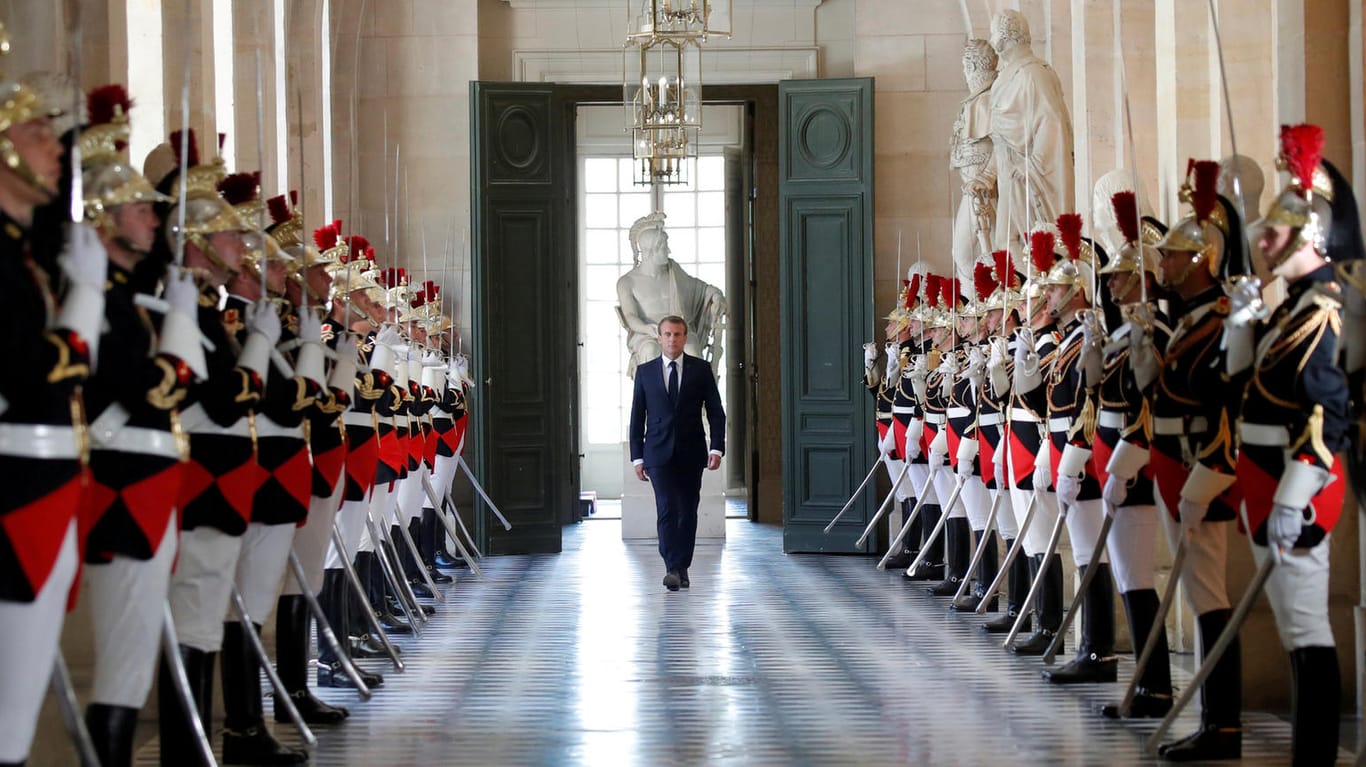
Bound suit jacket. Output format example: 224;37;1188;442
629;353;725;470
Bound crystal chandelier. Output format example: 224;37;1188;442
624;36;701;185
626;0;731;44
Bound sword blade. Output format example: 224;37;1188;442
391;494;445;602
457;454;511;529
905;471;966;577
1042;507;1115;664
877;463;941;569
231;588;316;745
50;652;101;767
1003;507;1067;649
330;523;405;671
952;487;1003;603
286;551;372;698
977;490;1037;614
824;458;884;533
854;461;910;548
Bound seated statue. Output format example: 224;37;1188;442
616;212;727;379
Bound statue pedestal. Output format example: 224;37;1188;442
621;461;727;541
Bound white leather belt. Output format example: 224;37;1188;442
179;403;251;438
1047;417;1072;432
1153;416;1207;435
343;411;376;428
1239;422;1289;447
93;425;181;458
924;414;946;426
0;423;79;460
978;413;1005;426
431;407;451;418
255;414;303;440
947;407;972;419
1098;411;1125;429
891;405;915;414
1010;411;1040;424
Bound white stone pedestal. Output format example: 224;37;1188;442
621;462;726;541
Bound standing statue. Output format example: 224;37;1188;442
979;9;1074;253
950;39;999;287
616;212;727;379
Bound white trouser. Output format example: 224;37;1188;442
0;520;77;763
995;486;1019;540
883;458;914;502
367;482;396;547
232;522;296;624
933;465;965;520
1063;497;1109;568
1159;509;1231;615
906;462;938;506
327;495;373;568
284;475;346;595
1109;504;1159;593
1010;486;1059;558
1255;536;1334;649
962;476;990;531
169;526;244;652
87;516;178;707
359;483;392;554
395;468;427;523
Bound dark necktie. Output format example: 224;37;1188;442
667;360;678;403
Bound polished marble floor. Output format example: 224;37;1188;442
131;518;1345;766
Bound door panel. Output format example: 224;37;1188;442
779;78;874;554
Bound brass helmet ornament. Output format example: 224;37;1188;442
1041;213;1096;318
81;84;171;249
1099;190;1164;300
0;19;62;197
1252;123;1334;275
1154;159;1233;286
1025;229;1058;320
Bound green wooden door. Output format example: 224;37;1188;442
779;78;875;554
469;82;573;554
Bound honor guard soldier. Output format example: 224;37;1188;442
870;274;913;567
1150;160;1247;761
0;44;105;767
1005;231;1064;656
948;270;996;611
978;251;1029;630
920;276;966;593
78;84;206;767
1095;191;1176;718
1038;214;1116;684
147;132;275;767
1230;126;1354;766
897;271;945;576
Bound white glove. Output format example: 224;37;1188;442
327;333;359;394
238;301;283;379
1226;275;1268;328
1177;497;1206;538
863;341;878;371
1102;474;1129;506
884;341;902;382
908;354;929;401
1031;451;1051;491
1013;327;1041;392
1080;311;1105;388
1055;473;1082;509
955;434;978;479
453;352;474;388
927;428;948;467
877;428;896;458
375;324;406;351
157;268;208;380
1266;503;1306;550
294;311;325;387
937;352;959;399
904;420;924;461
57;223;109;367
1129;330;1160;392
994;460;1007;490
964;345;987;389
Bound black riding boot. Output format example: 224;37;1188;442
86;703;139;767
905;505;944;580
952;529;999;612
927;517;971;596
221;621;308;764
420;508;454;583
883;499;917;569
358;550;412;634
1043;563;1117;683
983;540;1030;633
1102;589;1173;718
1289;646;1340;767
316;567;385;689
274;595;349;724
1158;608;1241;761
1011;553;1063;656
158;645;215;767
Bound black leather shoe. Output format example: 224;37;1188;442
222;725;309;765
408;580;436;599
86;703;138;767
663;571;681;591
377;610;414;634
1041;651;1118;684
982;611;1025;634
276;689;349;725
950;592;997;613
316;661;384;690
1009;630;1058;657
428;566;454;584
350;633;399;658
434;550;467;569
882;549;913;569
926;577;961;597
903;563;944;581
387;597;435;616
679;569;690;588
1099;690;1173;719
1157;724;1241;761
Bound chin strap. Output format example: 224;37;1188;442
0;135;55;199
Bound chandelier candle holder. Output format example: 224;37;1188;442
624;36;701;185
626;0;731;43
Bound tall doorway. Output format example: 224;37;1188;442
575;103;752;518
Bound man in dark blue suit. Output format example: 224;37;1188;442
629;316;726;591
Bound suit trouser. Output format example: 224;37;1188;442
0;520;78;763
86;515;179;707
649;461;703;572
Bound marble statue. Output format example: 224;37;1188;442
616;212;727;379
979;9;1075;252
950;38;999;286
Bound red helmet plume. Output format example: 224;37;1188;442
1029;231;1055;274
1278;123;1325;194
925;274;942;308
1111;191;1140;245
1187;159;1220;224
216;171;260;207
87;84;132;127
1056;213;1084;261
973;260;995;302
